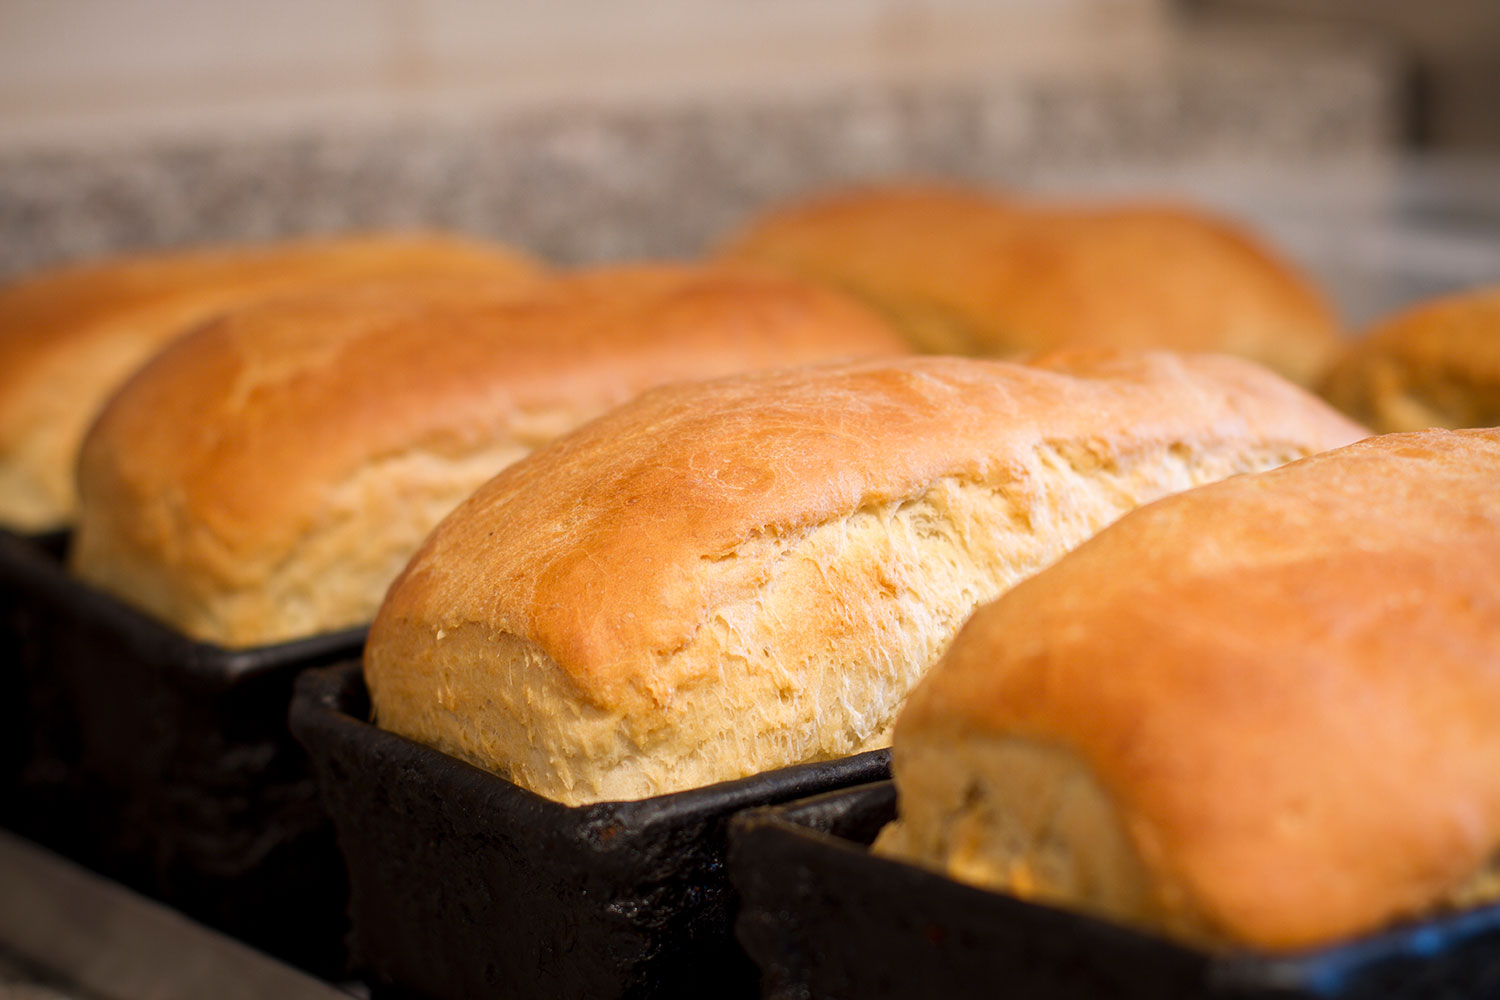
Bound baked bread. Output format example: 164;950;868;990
720;184;1341;384
365;352;1365;806
0;232;545;532
71;264;907;647
1320;286;1500;432
876;427;1500;952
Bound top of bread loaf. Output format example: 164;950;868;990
721;184;1341;384
366;351;1364;805
70;264;906;646
1320;285;1500;432
884;427;1500;952
0;231;545;532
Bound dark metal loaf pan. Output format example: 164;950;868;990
289;660;893;1000
0;529;66;818
728;782;1500;1000
0;528;364;974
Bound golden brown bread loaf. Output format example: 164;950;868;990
70;264;906;647
876;427;1500;952
721;184;1341;384
1320;286;1500;432
365;352;1365;806
0;232;545;532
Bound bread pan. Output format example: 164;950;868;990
0;528;66;822
728;782;1500;1000
0;527;364;974
289;660;893;1000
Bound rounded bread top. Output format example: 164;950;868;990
1320;285;1500;432
898;426;1500;949
721;183;1341;384
0;231;545;530
372;350;1366;716
72;262;907;638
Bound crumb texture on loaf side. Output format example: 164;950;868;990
69;265;907;645
882;427;1500;951
0;232;546;532
366;353;1367;805
873;735;1168;932
76;438;536;644
1320;285;1500;432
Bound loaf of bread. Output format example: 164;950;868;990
70;264;906;647
0;232;545;532
365;352;1364;806
1320;286;1500;432
721;184;1341;384
876;427;1500;952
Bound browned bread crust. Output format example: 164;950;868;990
881;427;1500;951
71;264;907;646
0;232;546;531
1321;286;1500;432
366;351;1364;805
721;184;1341;384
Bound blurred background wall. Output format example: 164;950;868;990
0;0;1176;149
6;0;1493;152
1187;0;1500;149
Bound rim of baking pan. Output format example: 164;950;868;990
729;781;1500;997
0;527;367;689
292;659;893;834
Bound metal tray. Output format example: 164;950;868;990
0;528;364;974
728;782;1500;1000
0;827;356;1000
289;661;893;1000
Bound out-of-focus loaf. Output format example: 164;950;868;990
1320;286;1500;432
720;184;1341;384
877;428;1500;952
71;264;907;647
365;352;1365;806
0;231;546;532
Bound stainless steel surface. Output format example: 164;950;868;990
0;831;351;1000
0;953;90;1000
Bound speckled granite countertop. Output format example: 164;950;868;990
0;26;1400;280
